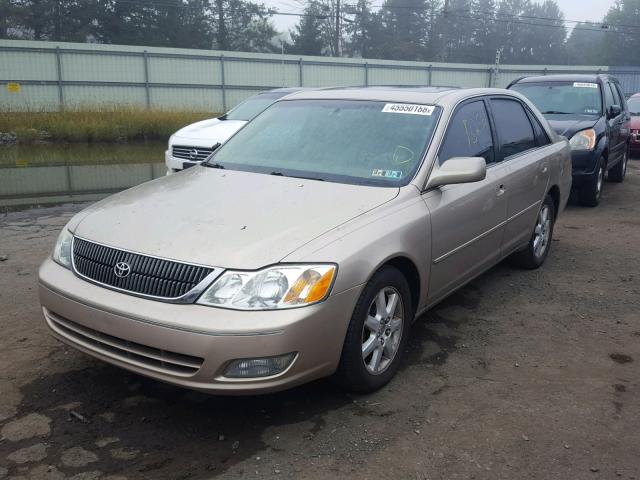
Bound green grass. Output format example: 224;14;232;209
0;108;219;144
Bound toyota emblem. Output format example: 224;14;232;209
189;148;199;160
114;261;131;278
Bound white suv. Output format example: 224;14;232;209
165;88;306;174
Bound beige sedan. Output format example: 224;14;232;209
39;87;572;394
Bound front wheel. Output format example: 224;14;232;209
511;194;555;270
334;266;412;393
579;157;605;207
608;148;628;183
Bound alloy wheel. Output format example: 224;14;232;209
533;204;552;259
361;287;404;375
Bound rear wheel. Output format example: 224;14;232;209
579;157;605;207
334;266;411;393
511;194;555;270
608;148;628;183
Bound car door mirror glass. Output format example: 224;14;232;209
608;105;621;119
426;157;487;189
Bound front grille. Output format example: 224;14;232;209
172;145;217;162
46;310;203;376
72;238;214;299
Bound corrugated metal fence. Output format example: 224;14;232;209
0;39;616;112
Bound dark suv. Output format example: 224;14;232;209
508;74;630;206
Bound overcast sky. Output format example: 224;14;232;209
266;0;616;33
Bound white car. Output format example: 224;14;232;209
165;88;305;174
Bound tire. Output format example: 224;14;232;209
579;157;605;207
608;147;628;183
334;266;412;393
511;194;555;270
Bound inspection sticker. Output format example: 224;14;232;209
573;82;598;89
382;103;435;115
372;169;402;179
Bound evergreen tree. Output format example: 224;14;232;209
289;1;327;55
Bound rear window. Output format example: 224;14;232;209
510;81;602;116
225;93;286;121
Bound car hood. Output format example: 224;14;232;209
72;167;399;269
171;119;246;145
544;114;599;139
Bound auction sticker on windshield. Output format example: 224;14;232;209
382;103;435;115
573;82;598;89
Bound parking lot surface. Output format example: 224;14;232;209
1;161;639;480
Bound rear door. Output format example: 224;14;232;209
614;81;631;153
423;98;509;305
487;97;551;256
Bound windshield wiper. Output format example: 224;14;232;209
270;171;324;181
542;110;572;114
204;162;225;169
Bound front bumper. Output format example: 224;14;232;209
570;149;599;188
39;258;361;394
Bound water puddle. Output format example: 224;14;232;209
0;142;167;208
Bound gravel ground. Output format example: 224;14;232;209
1;160;639;480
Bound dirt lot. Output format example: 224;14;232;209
1;161;639;480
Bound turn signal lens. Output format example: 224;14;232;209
305;269;336;303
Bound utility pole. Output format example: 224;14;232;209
441;0;449;62
216;0;228;51
335;0;340;56
493;48;503;88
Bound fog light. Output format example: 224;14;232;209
224;353;297;378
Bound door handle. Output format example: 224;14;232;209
496;184;506;197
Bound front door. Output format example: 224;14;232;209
422;98;508;305
605;81;624;164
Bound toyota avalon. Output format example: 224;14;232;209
39;87;571;394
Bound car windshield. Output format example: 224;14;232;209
511;81;602;116
208;99;441;186
628;98;640;116
224;93;286;121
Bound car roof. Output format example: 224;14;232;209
510;73;616;85
279;86;522;108
262;87;310;95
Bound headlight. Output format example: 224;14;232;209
197;264;337;310
52;228;73;269
569;129;596;150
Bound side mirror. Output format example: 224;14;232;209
425;157;487;190
608;105;621;119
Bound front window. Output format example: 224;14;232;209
224;93;286;121
628;98;640;116
511;81;602;116
208;99;441;186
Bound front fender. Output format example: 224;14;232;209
282;188;431;312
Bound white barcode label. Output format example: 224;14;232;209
382;103;435;115
573;82;598;89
